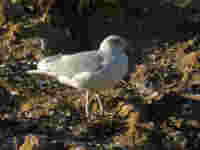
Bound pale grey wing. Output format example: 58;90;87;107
37;50;104;78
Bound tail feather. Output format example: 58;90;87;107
26;70;58;78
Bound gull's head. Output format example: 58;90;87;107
99;35;130;56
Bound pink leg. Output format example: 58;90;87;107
84;90;89;118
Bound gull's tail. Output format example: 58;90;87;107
26;70;58;78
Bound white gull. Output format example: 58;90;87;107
27;35;129;118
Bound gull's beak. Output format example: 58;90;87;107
123;43;132;57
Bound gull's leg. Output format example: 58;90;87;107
85;90;89;118
95;94;104;116
84;91;104;119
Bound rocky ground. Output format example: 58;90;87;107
0;1;200;150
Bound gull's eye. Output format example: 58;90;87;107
110;39;123;45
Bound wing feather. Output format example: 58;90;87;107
37;51;104;78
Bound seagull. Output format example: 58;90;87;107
27;35;130;119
